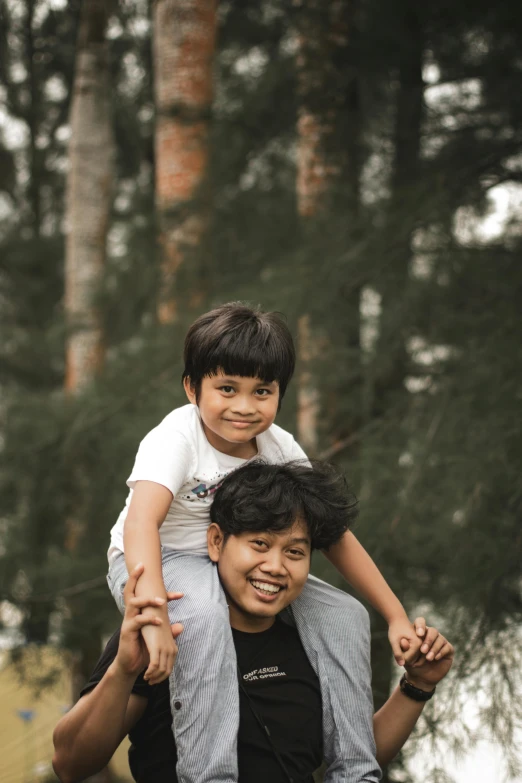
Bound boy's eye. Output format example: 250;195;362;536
219;386;235;393
255;388;271;396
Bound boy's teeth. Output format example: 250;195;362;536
251;580;281;594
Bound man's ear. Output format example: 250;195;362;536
183;376;197;405
207;523;225;562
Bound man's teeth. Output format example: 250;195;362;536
251;580;281;595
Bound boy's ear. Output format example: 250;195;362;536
183;377;197;404
207;523;225;562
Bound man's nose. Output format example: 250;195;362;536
260;551;286;575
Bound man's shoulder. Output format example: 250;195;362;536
304;576;371;625
262;422;306;461
79;631;121;699
79;630;163;703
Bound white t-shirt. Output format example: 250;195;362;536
108;403;307;561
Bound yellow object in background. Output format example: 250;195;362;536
0;646;132;783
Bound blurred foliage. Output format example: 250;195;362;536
0;0;521;780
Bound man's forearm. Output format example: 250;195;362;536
373;685;425;767
52;662;136;783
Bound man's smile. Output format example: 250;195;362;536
249;578;286;599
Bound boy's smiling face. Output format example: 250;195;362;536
184;372;280;459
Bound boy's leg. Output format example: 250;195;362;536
107;550;238;783
107;552;128;614
288;575;380;783
162;550;238;783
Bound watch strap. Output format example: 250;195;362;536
399;673;435;702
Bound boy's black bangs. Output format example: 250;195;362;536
193;324;291;386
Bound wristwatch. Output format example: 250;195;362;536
399;673;435;702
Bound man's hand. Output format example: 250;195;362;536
404;625;454;690
115;563;183;680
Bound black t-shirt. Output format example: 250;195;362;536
81;618;322;783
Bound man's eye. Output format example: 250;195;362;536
251;539;267;548
288;549;305;558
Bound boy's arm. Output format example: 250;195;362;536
324;531;420;665
373;625;454;767
124;480;173;598
123;480;178;684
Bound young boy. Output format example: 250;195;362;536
107;302;426;783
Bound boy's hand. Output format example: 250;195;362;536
141;619;180;685
404;626;454;688
389;615;423;666
118;564;183;682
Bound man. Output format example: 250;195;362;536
53;461;453;783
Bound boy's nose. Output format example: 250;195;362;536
230;396;256;415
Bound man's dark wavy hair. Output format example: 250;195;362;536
182;302;295;408
210;460;358;551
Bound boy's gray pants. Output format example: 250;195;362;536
107;549;380;783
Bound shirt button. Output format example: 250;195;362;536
174;701;182;710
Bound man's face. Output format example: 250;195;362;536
184;372;280;459
208;519;311;632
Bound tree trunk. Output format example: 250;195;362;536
64;0;114;392
153;0;216;324
63;6;114;780
373;4;423;408
23;0;41;236
295;0;359;217
294;0;361;456
369;7;424;782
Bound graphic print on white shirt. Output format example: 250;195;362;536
108;403;308;560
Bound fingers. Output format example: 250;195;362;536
144;648;160;682
391;638;407;667
413;617;426;637
124;594;165;621
121;614;162;641
130;595;166;610
125;588;182;618
420;625;440;657
123;562;144;606
166;592;184;601
417;627;453;661
402;635;422;665
146;646;177;685
154;651;168;686
434;638;454;661
400;637;411;651
171;622;184;640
